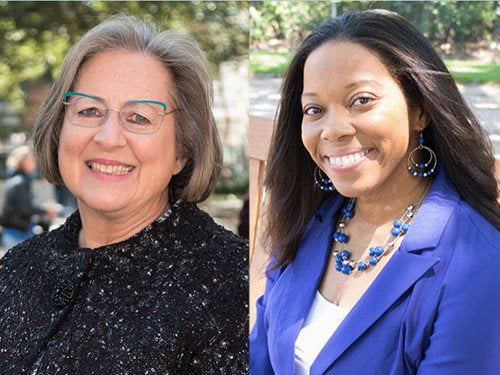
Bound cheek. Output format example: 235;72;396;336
57;123;89;182
301;122;320;157
58;125;75;169
141;130;178;170
364;109;409;146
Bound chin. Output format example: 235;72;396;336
332;179;376;199
77;195;132;215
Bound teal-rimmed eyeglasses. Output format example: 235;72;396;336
62;91;174;134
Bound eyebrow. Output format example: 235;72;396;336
344;79;382;89
301;79;382;97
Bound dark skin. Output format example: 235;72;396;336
301;41;430;308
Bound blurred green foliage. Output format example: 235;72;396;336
250;50;292;76
250;1;499;52
445;59;500;84
215;170;249;195
0;1;248;111
250;1;332;48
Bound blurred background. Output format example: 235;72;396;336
250;0;499;154
0;1;249;256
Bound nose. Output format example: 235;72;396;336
320;109;356;142
92;110;127;149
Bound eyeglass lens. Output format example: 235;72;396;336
64;94;165;134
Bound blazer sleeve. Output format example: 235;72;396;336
417;245;500;374
250;262;281;375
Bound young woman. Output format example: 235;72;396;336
251;10;499;375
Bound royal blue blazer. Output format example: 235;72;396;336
250;171;500;374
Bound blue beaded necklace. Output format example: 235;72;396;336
332;191;426;275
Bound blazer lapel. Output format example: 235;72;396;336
272;196;343;374
311;250;439;374
311;171;458;374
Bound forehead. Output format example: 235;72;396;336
73;49;172;103
303;41;396;91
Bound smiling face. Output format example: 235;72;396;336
301;41;426;200
58;49;185;218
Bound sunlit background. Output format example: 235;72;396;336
249;1;499;151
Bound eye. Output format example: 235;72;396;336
303;106;323;116
77;107;104;118
127;113;152;125
350;95;375;107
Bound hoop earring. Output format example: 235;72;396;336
407;130;437;178
314;167;335;191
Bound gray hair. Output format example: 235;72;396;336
33;15;221;203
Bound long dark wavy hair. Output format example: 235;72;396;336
265;9;499;268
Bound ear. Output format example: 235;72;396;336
173;155;187;175
410;105;429;132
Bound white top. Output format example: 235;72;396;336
294;291;350;375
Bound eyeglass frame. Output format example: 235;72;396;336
62;91;175;134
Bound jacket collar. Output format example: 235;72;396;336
401;170;460;253
274;170;459;374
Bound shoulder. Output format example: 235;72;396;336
153;200;248;285
414;171;498;263
453;200;498;250
440;199;499;279
173;200;248;255
174;200;247;290
0;215;76;281
0;231;55;302
434;196;499;260
5;174;26;190
417;193;500;309
1;231;53;267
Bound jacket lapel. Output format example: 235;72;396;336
272;196;343;375
311;171;459;374
310;250;439;374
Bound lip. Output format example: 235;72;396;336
324;148;375;171
85;158;136;180
86;159;135;166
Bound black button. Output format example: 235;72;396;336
51;279;74;308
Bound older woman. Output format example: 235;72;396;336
250;10;499;375
0;16;247;373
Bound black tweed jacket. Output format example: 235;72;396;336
0;201;248;374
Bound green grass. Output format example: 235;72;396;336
250;50;500;84
444;59;500;84
250;50;293;76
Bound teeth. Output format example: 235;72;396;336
329;150;369;168
88;162;133;175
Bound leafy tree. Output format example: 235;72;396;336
0;1;248;112
250;1;498;53
250;1;331;49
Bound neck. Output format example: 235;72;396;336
77;196;169;249
355;176;430;227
